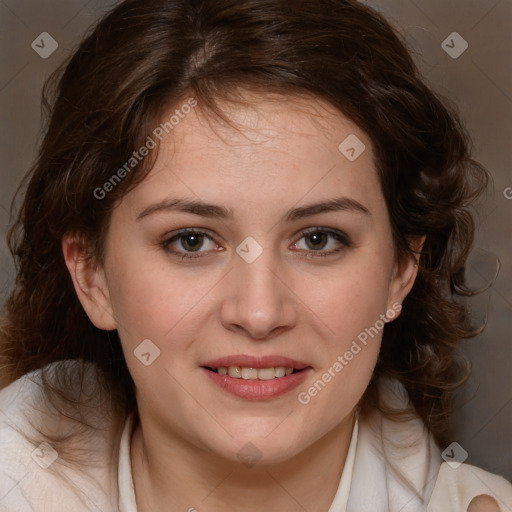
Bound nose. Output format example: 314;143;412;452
219;242;298;340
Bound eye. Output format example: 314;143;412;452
161;227;351;261
291;228;350;258
161;229;219;259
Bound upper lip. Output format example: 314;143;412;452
201;355;310;370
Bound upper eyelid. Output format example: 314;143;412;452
165;228;217;244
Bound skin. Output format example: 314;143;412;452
63;91;423;511
467;495;502;512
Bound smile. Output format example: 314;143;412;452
200;355;312;399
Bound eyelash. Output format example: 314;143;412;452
160;227;351;261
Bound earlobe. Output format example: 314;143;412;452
61;235;117;331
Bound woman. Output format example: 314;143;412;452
0;0;511;510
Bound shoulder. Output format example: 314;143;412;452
352;378;512;512
0;360;125;512
428;461;512;512
0;367;44;510
0;364;51;473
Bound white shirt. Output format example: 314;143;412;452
1;360;511;511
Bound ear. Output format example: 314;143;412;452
386;236;425;321
62;235;117;331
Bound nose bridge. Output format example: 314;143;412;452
220;236;295;339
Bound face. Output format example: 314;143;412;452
65;91;419;465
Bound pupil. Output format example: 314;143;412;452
307;232;326;250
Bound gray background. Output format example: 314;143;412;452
1;0;511;481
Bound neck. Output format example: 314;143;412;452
130;411;356;512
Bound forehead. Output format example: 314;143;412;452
117;92;386;223
168;92;369;159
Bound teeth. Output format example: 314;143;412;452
228;366;242;378
216;366;296;380
275;367;286;378
257;368;276;381
241;367;258;380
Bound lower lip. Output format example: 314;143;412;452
201;367;312;400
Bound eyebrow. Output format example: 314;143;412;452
136;196;371;222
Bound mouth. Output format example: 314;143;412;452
200;356;312;400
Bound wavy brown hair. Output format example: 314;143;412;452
1;0;488;450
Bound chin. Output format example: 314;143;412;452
229;441;302;467
199;428;304;467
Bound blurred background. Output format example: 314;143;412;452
0;0;511;481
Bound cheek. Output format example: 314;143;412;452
309;260;392;342
104;249;172;341
106;249;217;348
105;256;208;394
300;268;389;412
